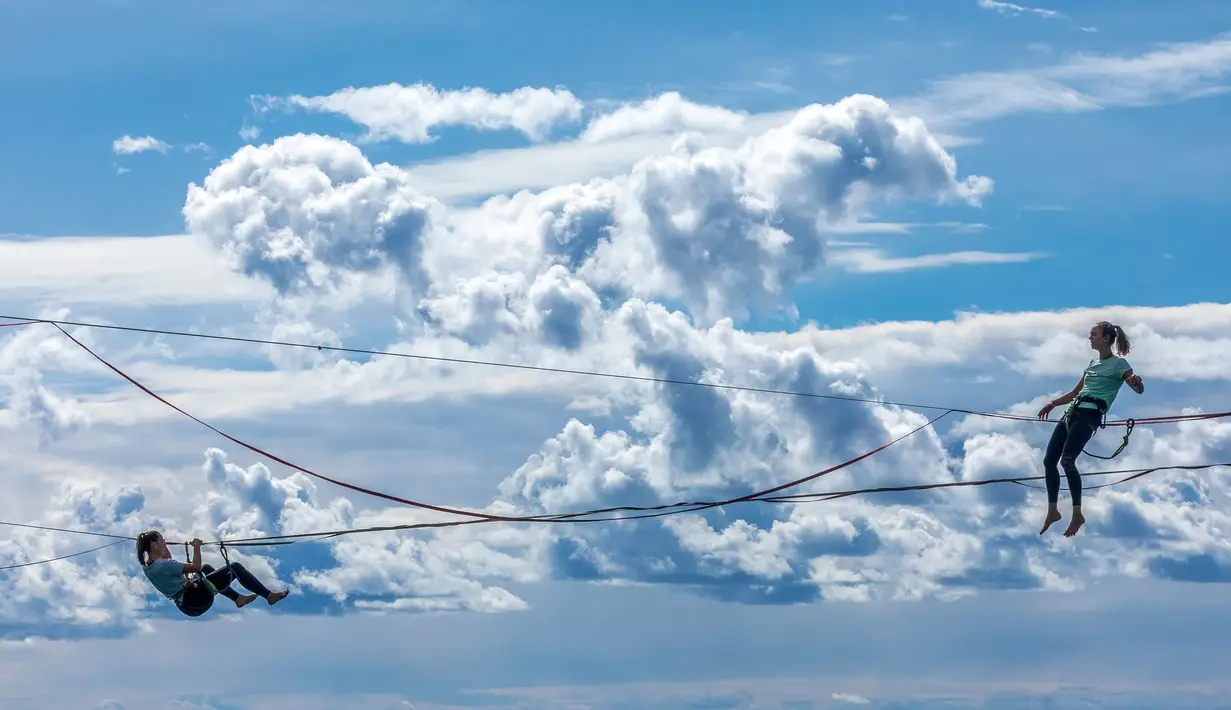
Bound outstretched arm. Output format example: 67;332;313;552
1039;375;1084;419
1124;369;1144;394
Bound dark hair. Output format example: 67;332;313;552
1096;321;1132;356
136;530;162;567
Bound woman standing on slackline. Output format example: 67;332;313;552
1037;321;1144;537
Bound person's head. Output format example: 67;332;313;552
1088;321;1131;356
136;529;170;567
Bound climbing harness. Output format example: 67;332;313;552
176;541;236;617
1062;394;1136;461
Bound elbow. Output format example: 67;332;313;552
184;562;203;574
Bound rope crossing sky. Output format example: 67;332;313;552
3;460;1228;567
5;314;1226;426
1;315;1229;571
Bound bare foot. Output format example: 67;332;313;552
267;590;289;606
1039;508;1063;535
235;593;259;609
1063;509;1086;537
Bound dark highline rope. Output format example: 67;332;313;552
2;460;1227;566
1;314;1211;427
1;318;1229;568
40;320;1231;525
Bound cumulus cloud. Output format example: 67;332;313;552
189;94;992;338
182;133;444;320
111;135;171;155
490;315;989;604
485;318;1231;606
7;81;1231;643
388;37;1230;205
0;480;151;638
190;443;545;616
0;318;95;446
8;301;1231;637
0;439;547;640
258;82;584;144
4;371;90;448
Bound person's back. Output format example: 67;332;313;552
142;556;186;601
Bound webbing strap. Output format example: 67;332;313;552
1064;395;1135;461
1084;417;1135;460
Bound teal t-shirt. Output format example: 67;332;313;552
143;558;187;601
1075;355;1131;412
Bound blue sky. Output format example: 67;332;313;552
2;1;1231;709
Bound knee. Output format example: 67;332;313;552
200;563;216;574
1043;453;1060;469
1059;454;1080;473
228;561;246;574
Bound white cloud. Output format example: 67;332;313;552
0;318;96;446
42;301;1229;614
827;247;1046;273
0;235;269;307
111;135;171;155
6;292;1231;640
183;132;443;310
832;692;872;704
0;439;542;637
976;0;1064;20
905;32;1231;127
6;76;1231;647
260;82;584;144
580;91;747;143
185;94;992;340
403;130;700;202
8;298;1231;442
1046;35;1231;107
0;479;152;637
389;35;1231;203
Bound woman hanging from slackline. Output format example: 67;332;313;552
1036;321;1144;538
136;530;289;617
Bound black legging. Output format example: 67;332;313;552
177;562;273;616
1043;407;1101;507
